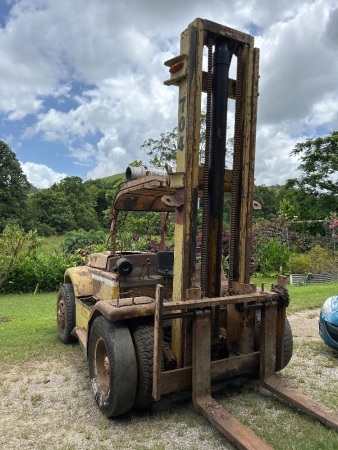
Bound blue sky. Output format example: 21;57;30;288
0;0;338;188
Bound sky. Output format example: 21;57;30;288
0;0;337;189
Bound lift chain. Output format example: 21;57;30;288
228;45;243;291
200;36;214;296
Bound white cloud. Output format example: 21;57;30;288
87;144;128;180
25;73;177;178
20;162;67;188
69;143;97;166
309;93;338;128
255;125;302;186
1;0;338;187
257;2;338;126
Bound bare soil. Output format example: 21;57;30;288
0;309;337;450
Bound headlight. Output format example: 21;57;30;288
322;296;338;316
322;297;332;315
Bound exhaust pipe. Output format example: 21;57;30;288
125;165;167;181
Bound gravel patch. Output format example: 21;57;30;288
287;308;321;341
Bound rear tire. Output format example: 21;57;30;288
57;283;76;344
131;319;156;410
88;316;137;417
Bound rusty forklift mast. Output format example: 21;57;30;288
57;18;338;450
153;18;338;449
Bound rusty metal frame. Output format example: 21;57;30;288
113;175;176;212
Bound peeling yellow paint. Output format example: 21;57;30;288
75;299;91;329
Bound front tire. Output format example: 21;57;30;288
281;317;293;369
88;316;137;417
255;312;293;370
57;283;76;344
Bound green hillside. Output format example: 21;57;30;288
96;172;124;184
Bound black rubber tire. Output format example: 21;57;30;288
131;319;156;410
282;317;293;369
88;316;137;417
255;312;293;371
57;283;76;344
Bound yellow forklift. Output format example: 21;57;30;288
57;18;338;449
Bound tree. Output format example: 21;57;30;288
278;198;297;220
284;131;338;229
283;178;337;221
84;178;119;228
0;141;30;231
28;190;77;234
54;176;84;198
253;185;279;221
50;176;100;231
141;128;178;169
140;113;234;169
290;131;338;196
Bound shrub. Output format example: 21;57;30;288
0;225;41;290
34;223;56;237
290;245;337;274
0;225;81;293
289;253;311;274
74;243;106;265
253;235;289;276
308;245;337;273
114;231;150;252
3;252;77;294
62;229;106;255
251;218;327;254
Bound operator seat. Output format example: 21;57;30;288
156;251;174;278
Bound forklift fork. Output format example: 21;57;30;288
192;304;338;450
192;310;272;450
260;301;338;431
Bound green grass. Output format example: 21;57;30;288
288;282;338;312
215;379;338;450
0;292;65;362
251;276;338;313
1;281;336;363
39;235;64;254
38;232;110;255
99;172;124;184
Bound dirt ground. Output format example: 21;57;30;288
0;308;337;450
287;308;321;341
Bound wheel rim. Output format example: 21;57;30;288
57;298;66;329
94;338;110;396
